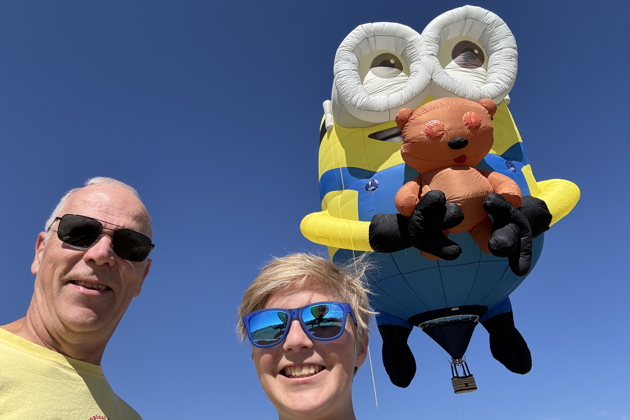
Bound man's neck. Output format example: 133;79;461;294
1;312;108;365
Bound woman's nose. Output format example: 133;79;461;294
282;319;314;351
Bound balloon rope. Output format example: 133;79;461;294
367;344;379;410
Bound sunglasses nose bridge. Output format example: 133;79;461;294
92;231;115;247
82;233;117;259
281;309;302;336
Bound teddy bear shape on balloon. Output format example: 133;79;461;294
394;97;524;262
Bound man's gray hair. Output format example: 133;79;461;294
44;177;152;236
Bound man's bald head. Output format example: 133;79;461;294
45;177;152;238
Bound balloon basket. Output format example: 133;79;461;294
450;358;477;394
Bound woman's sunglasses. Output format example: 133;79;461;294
242;301;356;348
48;214;154;262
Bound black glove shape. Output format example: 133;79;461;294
484;193;533;276
369;192;552;276
406;190;464;260
483;193;552;276
369;190;463;258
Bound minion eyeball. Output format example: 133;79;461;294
421;5;518;103
440;38;488;87
448;41;484;69
332;22;431;128
361;52;408;96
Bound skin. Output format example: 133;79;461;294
253;278;368;420
0;185;152;365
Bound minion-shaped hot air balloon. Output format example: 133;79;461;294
301;6;579;393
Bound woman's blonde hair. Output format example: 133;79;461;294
237;253;374;350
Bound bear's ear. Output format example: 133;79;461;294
396;108;414;129
478;99;497;117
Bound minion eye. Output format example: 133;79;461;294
371;53;404;71
331;23;430;128
425;120;445;139
420;5;517;103
451;41;485;69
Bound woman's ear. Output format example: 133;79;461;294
355;335;369;368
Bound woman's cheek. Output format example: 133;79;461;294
254;348;278;377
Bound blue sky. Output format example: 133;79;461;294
0;0;628;419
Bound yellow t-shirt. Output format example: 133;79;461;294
0;328;142;420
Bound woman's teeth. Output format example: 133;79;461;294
283;365;323;378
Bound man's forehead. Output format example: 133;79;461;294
62;186;150;233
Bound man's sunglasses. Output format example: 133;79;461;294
48;214;154;262
242;301;356;348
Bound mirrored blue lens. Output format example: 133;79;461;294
301;303;345;339
248;310;289;347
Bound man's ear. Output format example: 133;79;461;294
355;335;369;368
31;232;47;276
133;258;152;297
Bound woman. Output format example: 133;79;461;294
237;253;373;420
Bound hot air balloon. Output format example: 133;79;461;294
300;6;579;393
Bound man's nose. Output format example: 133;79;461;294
282;319;313;351
83;234;116;265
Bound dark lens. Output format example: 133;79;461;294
57;215;102;248
113;229;152;262
248;310;289;347
302;303;344;339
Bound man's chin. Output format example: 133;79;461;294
60;308;114;334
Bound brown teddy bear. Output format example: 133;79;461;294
395;97;522;259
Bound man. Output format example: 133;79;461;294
0;177;153;419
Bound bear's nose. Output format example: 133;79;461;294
448;137;468;150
